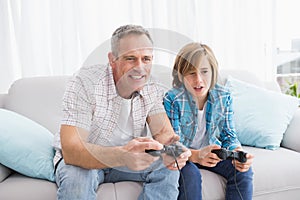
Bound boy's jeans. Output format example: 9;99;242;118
179;160;253;200
55;159;179;200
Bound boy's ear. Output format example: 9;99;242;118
178;73;183;82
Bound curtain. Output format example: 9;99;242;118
0;0;274;93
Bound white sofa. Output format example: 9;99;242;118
0;69;300;200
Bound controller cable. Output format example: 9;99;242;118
170;148;188;200
233;157;244;200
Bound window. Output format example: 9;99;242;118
275;0;300;95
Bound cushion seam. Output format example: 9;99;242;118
254;185;300;196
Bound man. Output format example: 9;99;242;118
53;24;191;200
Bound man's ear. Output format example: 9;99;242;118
108;52;116;67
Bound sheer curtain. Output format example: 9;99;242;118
0;0;275;93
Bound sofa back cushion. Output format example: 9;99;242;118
225;76;299;149
0;94;5;108
219;69;281;92
3;67;281;136
4;76;70;134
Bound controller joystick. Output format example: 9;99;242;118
211;148;247;163
145;143;184;157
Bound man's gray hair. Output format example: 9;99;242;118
111;24;153;57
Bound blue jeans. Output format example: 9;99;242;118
55;159;179;200
179;160;253;200
178;161;202;200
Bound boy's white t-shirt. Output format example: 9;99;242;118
190;108;208;150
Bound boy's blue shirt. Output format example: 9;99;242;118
163;84;240;150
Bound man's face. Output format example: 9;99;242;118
109;34;153;98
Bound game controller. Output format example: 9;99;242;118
145;143;184;157
211;148;247;163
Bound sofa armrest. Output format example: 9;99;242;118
0;164;12;182
281;108;300;152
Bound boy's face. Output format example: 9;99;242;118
109;34;153;98
183;57;212;100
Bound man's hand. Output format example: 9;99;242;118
121;137;163;171
162;142;191;170
190;145;222;167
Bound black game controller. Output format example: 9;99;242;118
211;148;247;163
145;143;184;157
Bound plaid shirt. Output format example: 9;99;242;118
163;84;240;150
53;64;166;166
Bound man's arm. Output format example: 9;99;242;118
60;125;122;169
147;113;191;170
146;113;179;145
60;125;162;170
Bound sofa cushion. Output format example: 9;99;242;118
0;109;55;182
0;173;57;200
4;76;69;134
281;108;300;152
244;146;300;199
0;163;11;182
225;76;299;150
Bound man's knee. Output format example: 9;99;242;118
149;167;180;184
56;160;100;188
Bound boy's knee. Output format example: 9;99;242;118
181;162;202;179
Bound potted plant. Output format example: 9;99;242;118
286;82;300;98
286;82;300;107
